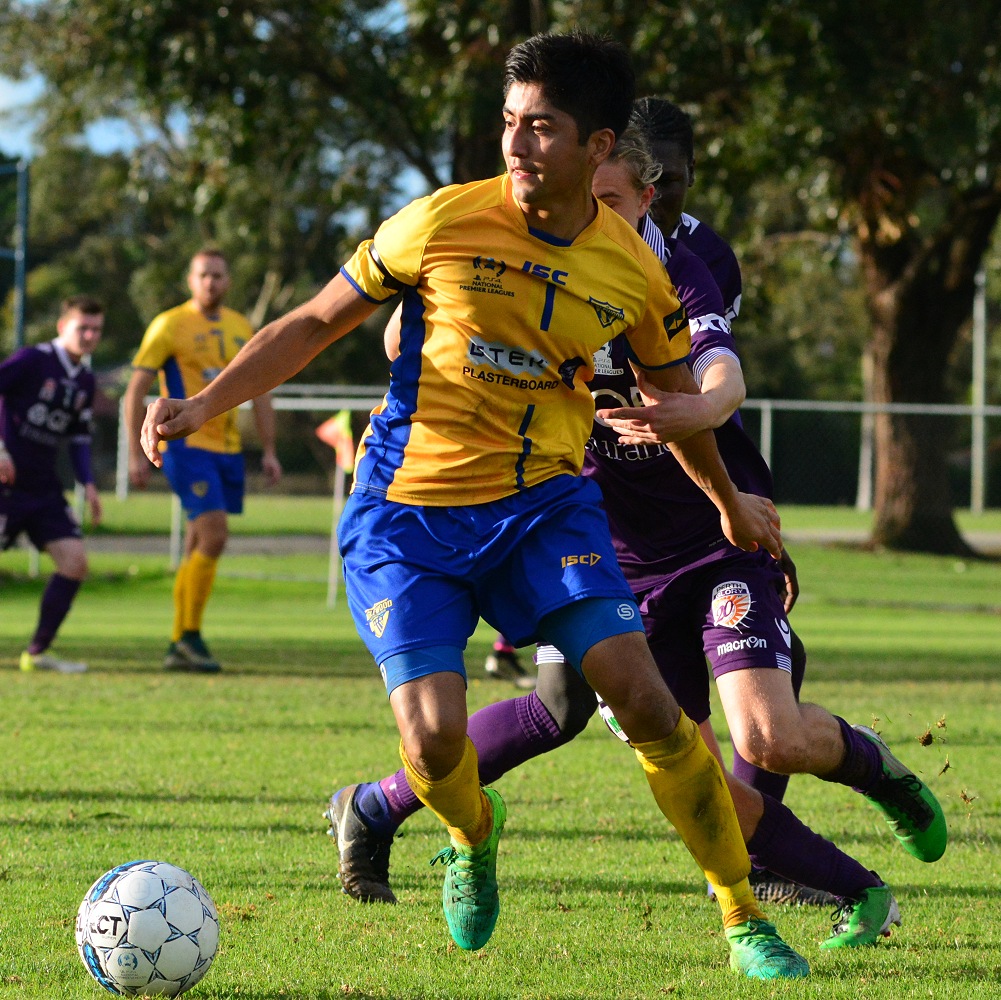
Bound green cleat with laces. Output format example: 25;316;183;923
429;787;506;950
854;725;947;862
726;919;810;980
820;883;901;949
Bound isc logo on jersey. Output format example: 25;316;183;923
561;553;601;568
711;580;753;629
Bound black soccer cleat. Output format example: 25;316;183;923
324;784;397;904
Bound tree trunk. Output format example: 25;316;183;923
860;190;1001;554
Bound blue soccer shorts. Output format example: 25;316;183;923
337;474;642;694
161;443;245;519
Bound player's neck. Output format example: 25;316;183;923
517;189;597;243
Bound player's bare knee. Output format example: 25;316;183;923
736;729;809;774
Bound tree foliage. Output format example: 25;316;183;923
1;0;1000;548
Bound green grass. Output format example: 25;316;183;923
2;524;1001;998
86;492;1001;539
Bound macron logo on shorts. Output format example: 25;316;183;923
366;598;393;638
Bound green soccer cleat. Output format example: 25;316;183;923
725;919;810;980
820;883;901;949
429;786;506;951
854;725;947;862
165;632;221;673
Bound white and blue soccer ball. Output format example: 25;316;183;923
75;860;220;997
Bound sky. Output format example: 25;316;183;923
0;75;43;158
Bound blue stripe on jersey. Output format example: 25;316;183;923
163;357;185;399
540;283;557;331
513;404;535;489
624;342;692;371
339;265;390;305
355;287;424;495
527;226;573;248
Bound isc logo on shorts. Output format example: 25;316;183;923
561;553;601;568
712;580;752;629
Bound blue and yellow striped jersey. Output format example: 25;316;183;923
132;301;253;454
341;173;690;505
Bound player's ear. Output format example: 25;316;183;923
589;128;616;166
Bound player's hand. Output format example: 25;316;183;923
141;397;204;467
777;546;800;613
595;371;710;444
720;492;782;561
0;447;15;486
128;455;152;490
84;482;103;526
261;451;283;487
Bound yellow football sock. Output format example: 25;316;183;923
171;559;189;643
632;711;763;928
400;737;492;847
182;550;219;633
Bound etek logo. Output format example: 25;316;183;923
711;580;753;629
561;552;602;568
467;337;548;376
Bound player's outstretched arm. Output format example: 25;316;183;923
141;273;377;465
608;362;781;560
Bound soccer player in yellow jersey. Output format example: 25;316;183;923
140;32;808;979
124;248;282;672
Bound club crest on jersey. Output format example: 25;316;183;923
588;297;625;329
592;340;624;376
192;480;209;498
712;581;753;629
366;598;393;639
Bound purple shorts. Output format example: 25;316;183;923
635;550;793;724
0;488;82;552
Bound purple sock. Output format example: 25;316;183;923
732;629;806;803
28;574;81;655
371;692;564;833
748;793;881;899
825;716;883;791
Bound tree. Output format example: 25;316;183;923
3;0;1000;551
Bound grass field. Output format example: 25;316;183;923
1;501;1000;998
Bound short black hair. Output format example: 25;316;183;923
60;294;104;317
504;31;635;144
631;97;695;161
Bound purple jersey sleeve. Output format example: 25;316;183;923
672;213;743;325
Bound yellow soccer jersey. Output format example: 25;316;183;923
132;301;253;453
341;173;690;505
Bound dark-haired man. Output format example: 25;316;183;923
140;32;807;979
1;296;104;673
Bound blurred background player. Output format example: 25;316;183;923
124;248;282;672
0;295;104;673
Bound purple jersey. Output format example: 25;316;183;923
672;212;742;326
583;220;770;590
0;341;95;494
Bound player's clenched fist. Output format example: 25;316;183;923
141;397;205;467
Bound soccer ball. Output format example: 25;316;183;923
75;860;220;997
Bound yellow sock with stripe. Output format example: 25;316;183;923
632;711;763;928
172;559;190;643
182;550;219;633
400;737;492;847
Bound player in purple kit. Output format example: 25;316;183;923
327;129;946;948
0;296;104;673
